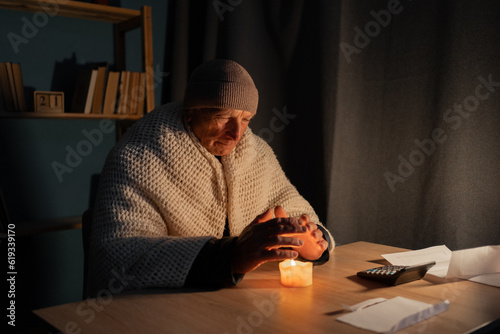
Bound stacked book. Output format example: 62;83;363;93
72;66;146;116
0;62;26;112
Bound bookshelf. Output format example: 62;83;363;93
0;0;155;119
0;111;143;120
0;1;156;234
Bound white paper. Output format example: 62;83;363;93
382;245;500;287
337;297;450;334
446;245;500;287
446;245;500;278
382;245;452;278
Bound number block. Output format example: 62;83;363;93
34;91;64;113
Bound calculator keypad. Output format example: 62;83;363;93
367;265;407;275
357;262;436;285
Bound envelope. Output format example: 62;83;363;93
337;297;450;333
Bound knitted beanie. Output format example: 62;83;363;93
183;59;259;113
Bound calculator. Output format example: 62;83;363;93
356;261;436;286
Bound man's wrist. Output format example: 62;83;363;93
185;237;244;288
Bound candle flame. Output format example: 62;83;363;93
290;259;296;266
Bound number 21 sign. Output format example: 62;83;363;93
34;91;64;113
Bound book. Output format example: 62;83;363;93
115;71;146;115
102;71;120;115
126;71;147;115
71;68;93;113
137;72;146;115
0;63;15;111
11;63;26;112
5;63;19;111
129;71;140;115
83;69;98;114
117;71;129;114
91;66;107;114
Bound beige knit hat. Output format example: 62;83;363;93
183;59;259;113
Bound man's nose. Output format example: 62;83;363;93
226;119;242;140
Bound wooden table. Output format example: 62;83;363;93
34;242;500;333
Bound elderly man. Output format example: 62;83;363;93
87;59;334;296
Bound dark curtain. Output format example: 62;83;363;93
163;0;500;250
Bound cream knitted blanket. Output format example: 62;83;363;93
88;102;334;296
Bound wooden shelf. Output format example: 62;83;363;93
17;215;82;236
0;0;155;113
0;0;140;24
0;111;142;120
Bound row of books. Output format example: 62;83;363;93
0;62;26;112
72;66;146;115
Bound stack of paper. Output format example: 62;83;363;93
446;246;500;287
382;245;500;287
382;245;452;278
337;297;450;333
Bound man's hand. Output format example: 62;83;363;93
232;208;307;274
275;206;328;261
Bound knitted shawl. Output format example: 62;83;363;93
87;102;334;296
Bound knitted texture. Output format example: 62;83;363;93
183;59;259;113
87;102;334;296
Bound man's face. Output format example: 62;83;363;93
187;108;255;156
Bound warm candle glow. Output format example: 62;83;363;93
279;259;312;287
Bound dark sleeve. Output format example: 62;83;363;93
185;237;245;288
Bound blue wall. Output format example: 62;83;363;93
0;1;168;331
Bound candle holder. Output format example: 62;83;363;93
279;259;313;287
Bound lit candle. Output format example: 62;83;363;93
279;259;313;287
